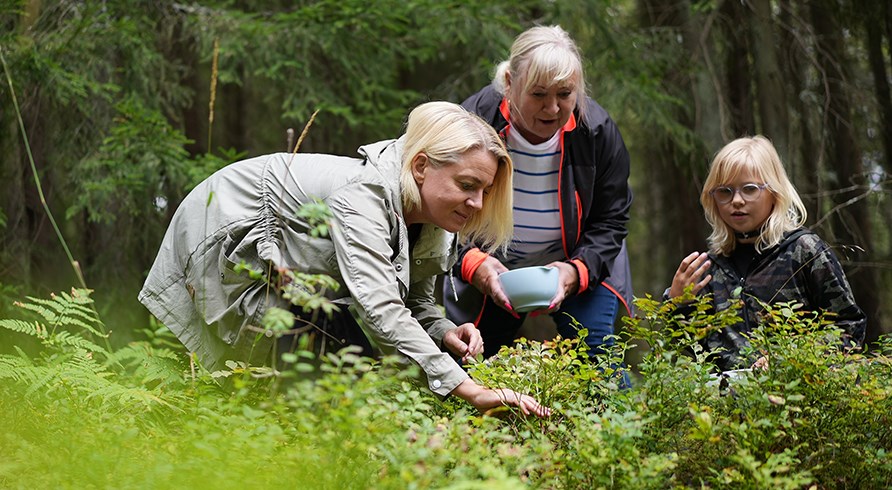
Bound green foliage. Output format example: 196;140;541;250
296;198;334;238
2;287;889;488
66;96;193;224
622;295;892;487
0;289;189;413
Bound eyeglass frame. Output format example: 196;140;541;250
709;183;771;204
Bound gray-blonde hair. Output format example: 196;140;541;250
400;101;514;254
493;25;587;119
701;135;807;255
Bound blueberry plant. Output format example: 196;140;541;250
1;283;889;488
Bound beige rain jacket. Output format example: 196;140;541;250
138;138;469;396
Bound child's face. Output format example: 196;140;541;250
713;168;775;235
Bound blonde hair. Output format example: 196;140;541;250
493;25;587;119
400;101;514;254
701;135;807;255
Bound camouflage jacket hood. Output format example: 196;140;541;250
700;228;866;371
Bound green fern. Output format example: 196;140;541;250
106;342;187;389
0;351;35;383
0;289;187;412
0;319;47;339
0;293;107;354
14;288;106;339
45;330;106;353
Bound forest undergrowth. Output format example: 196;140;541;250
1;288;890;489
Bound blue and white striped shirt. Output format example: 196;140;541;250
503;129;564;268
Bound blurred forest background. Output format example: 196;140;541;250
1;0;890;347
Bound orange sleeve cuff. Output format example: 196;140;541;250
461;248;489;283
570;259;589;294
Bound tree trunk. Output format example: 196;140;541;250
636;0;711;295
779;0;820;221
21;0;41;31
810;0;881;344
221;63;247;153
862;0;892;173
1;119;31;283
720;0;755;138
747;0;790;160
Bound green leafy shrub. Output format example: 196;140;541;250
0;288;890;489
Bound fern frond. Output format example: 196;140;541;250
0;355;37;382
47;330;106;354
7;349;108;398
14;289;105;338
106;342;187;388
85;382;180;411
23;365;63;397
0;319;47;339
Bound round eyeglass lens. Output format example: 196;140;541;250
713;187;734;203
740;184;762;200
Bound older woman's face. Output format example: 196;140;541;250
509;77;578;144
411;149;498;232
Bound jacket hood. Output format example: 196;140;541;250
358;137;403;176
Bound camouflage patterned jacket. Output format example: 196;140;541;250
693;228;866;371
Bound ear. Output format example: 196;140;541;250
505;71;512;93
411;153;428;185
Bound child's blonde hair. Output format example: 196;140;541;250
702;135;807;255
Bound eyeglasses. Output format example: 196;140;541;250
710;183;770;204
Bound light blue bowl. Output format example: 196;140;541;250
498;266;559;313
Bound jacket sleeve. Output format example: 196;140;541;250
326;182;468;396
800;236;867;347
572;111;632;288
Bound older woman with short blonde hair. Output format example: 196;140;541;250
446;26;634;375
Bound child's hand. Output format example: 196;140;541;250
669;251;713;298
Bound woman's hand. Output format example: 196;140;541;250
669;251;712;298
471;256;517;317
530;261;578;316
443;323;483;363
451;379;551;417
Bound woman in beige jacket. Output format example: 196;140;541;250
139;101;549;416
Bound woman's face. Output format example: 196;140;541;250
508;76;578;144
411;149;498;232
713;167;776;236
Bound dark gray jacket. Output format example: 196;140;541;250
686;228;866;370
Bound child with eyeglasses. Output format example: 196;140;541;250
667;135;866;371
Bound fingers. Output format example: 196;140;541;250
525;397;550;417
466;335;483;359
494;389;551;418
473;259;518;318
533;289;564;317
695;273;713;293
441;329;466;357
675;251;701;275
670;252;712;298
514;394;530;416
472;257;508;293
457;323;484;359
490;283;513;316
501;300;521;319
